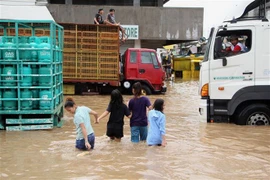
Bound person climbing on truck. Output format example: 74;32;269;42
94;8;106;25
106;9;128;42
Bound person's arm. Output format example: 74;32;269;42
97;111;110;123
160;115;167;147
161;135;167;147
233;45;241;52
167;60;172;67
106;14;119;26
124;105;132;119
94;14;99;25
79;123;91;149
146;98;152;110
94;18;99;25
90;110;98;124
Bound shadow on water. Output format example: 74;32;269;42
0;79;269;179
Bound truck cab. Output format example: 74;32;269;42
199;0;270;125
122;48;166;95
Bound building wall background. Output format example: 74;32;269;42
47;5;203;41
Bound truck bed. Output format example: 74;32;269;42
60;23;120;84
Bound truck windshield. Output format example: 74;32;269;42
203;27;215;62
151;52;160;69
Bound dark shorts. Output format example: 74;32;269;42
131;126;148;143
106;125;123;139
76;133;95;150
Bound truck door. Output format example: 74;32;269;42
125;50;139;79
138;50;163;85
209;28;255;100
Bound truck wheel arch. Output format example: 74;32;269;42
141;84;152;95
228;86;270;116
235;103;270;125
125;80;155;92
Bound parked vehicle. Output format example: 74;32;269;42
199;0;270;125
61;24;166;95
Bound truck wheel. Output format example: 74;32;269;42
141;85;152;95
236;104;270;126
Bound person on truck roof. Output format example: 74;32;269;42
226;35;247;52
106;9;128;41
94;9;105;25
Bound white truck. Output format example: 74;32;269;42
199;0;270;125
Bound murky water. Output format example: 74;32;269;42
0;80;270;179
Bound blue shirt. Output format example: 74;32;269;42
74;106;94;140
146;110;166;145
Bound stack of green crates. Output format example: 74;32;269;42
0;20;64;131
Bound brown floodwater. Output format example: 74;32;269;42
0;79;270;180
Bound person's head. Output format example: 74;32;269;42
64;97;77;114
132;82;142;97
230;35;239;46
109;9;115;15
98;8;104;15
153;99;165;113
110;89;123;106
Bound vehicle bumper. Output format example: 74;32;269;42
199;99;208;123
161;83;167;92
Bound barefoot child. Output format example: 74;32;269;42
65;97;98;150
147;99;167;147
97;89;131;141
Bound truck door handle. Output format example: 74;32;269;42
243;72;253;75
139;69;145;73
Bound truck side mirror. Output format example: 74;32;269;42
222;57;227;66
214;36;223;59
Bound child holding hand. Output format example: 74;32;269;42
97;89;131;141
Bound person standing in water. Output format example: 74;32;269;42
65;97;98;150
128;82;151;143
147;99;167;147
97;89;131;142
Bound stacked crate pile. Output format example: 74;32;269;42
0;20;64;131
61;24;120;83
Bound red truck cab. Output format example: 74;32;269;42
122;48;166;95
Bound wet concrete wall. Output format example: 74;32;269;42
47;4;204;41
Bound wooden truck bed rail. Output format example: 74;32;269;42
60;23;120;82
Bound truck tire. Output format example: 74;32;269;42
236;104;270;126
141;85;152;95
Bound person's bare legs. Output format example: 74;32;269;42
115;138;121;142
119;27;127;41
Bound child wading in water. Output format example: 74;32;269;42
147;99;167;147
98;89;131;141
65;98;98;150
128;82;151;143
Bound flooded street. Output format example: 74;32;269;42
0;80;270;180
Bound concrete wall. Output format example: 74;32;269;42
47;5;203;41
